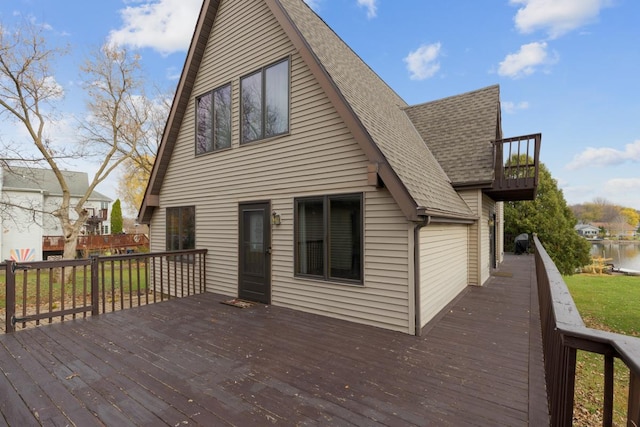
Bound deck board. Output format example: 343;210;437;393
0;254;548;426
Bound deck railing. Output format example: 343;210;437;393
488;133;541;201
43;233;150;252
534;236;640;426
2;249;207;333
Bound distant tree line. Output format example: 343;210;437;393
570;199;640;231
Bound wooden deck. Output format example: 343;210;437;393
0;254;548;426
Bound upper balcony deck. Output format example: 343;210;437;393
486;133;542;201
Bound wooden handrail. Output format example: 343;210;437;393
42;233;150;252
3;249;207;333
534;235;640;426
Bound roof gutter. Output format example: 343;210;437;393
414;215;431;336
417;207;476;225
451;179;495;191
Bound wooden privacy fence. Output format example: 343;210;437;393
2;249;207;333
534;236;640;426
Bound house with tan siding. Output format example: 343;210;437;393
138;0;541;335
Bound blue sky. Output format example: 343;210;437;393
1;0;639;211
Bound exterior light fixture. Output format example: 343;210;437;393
272;211;281;225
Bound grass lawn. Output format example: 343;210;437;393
564;273;640;425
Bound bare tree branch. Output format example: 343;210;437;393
1;21;152;263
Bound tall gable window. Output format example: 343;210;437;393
241;58;290;144
166;206;195;251
196;84;231;154
295;194;363;284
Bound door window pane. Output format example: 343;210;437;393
243;210;265;275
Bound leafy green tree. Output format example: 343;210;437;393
110;199;123;234
504;162;591;275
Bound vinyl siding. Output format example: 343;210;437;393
149;0;411;333
418;224;468;327
481;194;495;285
458;190;481;286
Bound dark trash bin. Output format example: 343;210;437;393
514;233;529;255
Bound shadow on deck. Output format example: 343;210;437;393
0;254;548;426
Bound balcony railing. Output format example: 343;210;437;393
534;235;640;426
2;249;207;333
85;209;108;223
43;233;150;252
486;133;541;201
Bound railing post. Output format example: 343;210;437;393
5;260;16;333
629;371;640;427
202;251;206;294
562;347;577;426
494;140;503;186
603;355;614;427
90;255;99;316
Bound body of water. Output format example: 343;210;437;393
590;241;640;271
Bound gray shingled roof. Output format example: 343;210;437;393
2;166;112;201
139;0;481;222
405;85;500;187
277;0;473;218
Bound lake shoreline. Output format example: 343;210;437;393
590;240;640;270
586;239;640;245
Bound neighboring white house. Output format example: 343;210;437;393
575;223;600;239
0;166;112;262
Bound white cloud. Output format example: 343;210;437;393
357;0;378;19
604;178;640;192
560;184;597;205
108;0;203;55
566;140;640;170
404;42;442;81
498;41;556;78
502;101;530;114
603;178;640;210
510;0;610;39
42;76;65;100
